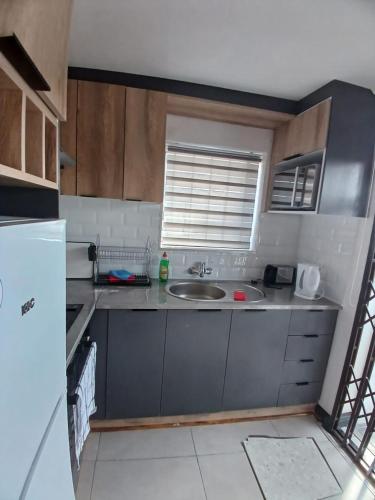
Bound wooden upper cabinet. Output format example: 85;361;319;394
77;81;126;199
60;80;77;195
271;99;331;165
0;0;73;121
124;89;167;203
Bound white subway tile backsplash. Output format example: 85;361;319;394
60;195;301;280
97;211;124;225
110;225;138;240
297;214;363;304
62;193;361;296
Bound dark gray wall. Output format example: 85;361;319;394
298;80;375;217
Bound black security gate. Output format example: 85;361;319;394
331;228;375;478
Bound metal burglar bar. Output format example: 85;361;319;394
332;251;375;478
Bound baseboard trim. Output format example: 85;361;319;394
90;404;315;432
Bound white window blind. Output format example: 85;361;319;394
161;144;263;250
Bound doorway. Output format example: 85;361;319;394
331;228;375;479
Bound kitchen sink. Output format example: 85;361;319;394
167;282;226;301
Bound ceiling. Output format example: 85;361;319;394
69;0;375;100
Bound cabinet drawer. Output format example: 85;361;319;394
278;382;322;406
285;334;332;361
289;310;337;335
282;359;327;384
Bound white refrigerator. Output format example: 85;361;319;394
0;218;74;500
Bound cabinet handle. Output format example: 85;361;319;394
300;359;314;363
296;382;309;386
304;334;319;338
243;309;267;312
283;153;303;161
126;198;142;202
307;310;324;313
197;309;222;312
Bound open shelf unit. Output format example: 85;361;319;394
0;53;58;190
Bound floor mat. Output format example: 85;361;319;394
243;436;342;500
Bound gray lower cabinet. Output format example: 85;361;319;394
161;310;231;416
289;310;338;335
278;382;322;406
278;311;337;407
89;310;108;419
223;310;291;410
106;310;167;419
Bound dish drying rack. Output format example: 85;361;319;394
88;236;151;286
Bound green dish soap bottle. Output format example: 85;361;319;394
159;251;169;282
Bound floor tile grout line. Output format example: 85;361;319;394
94;432;101;462
269;420;281;437
191;428;209;500
89;460;97;500
89;432;101;500
190;427;198;457
94;454;198;462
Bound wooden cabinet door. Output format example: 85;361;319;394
124;88;167;202
0;0;73;120
60;79;77;195
270;99;331;165
77;81;126;199
161;310;231;416
286;99;331;157
270;121;289;165
223;310;290;410
107;310;166;418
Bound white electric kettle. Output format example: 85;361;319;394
294;263;322;300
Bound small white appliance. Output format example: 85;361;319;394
0;218;74;500
294;263;322;300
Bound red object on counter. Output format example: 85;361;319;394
107;274;136;283
233;290;247;301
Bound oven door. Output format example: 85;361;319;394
270;163;321;212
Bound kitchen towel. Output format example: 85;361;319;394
73;342;97;466
243;436;341;500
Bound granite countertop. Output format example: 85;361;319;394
94;279;340;311
66;278;340;365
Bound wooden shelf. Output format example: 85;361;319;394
25;97;43;177
45;117;57;183
0;53;59;190
0;163;56;189
0;67;23;170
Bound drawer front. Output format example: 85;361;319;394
289;310;337;335
285;334;332;361
278;382;322;406
231;310;291;335
282;359;327;384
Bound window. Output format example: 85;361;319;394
161;143;264;251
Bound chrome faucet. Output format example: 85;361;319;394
188;262;213;278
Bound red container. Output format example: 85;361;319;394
233;290;247;301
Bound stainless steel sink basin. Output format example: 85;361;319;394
167;282;226;301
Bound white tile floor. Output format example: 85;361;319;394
76;415;375;500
